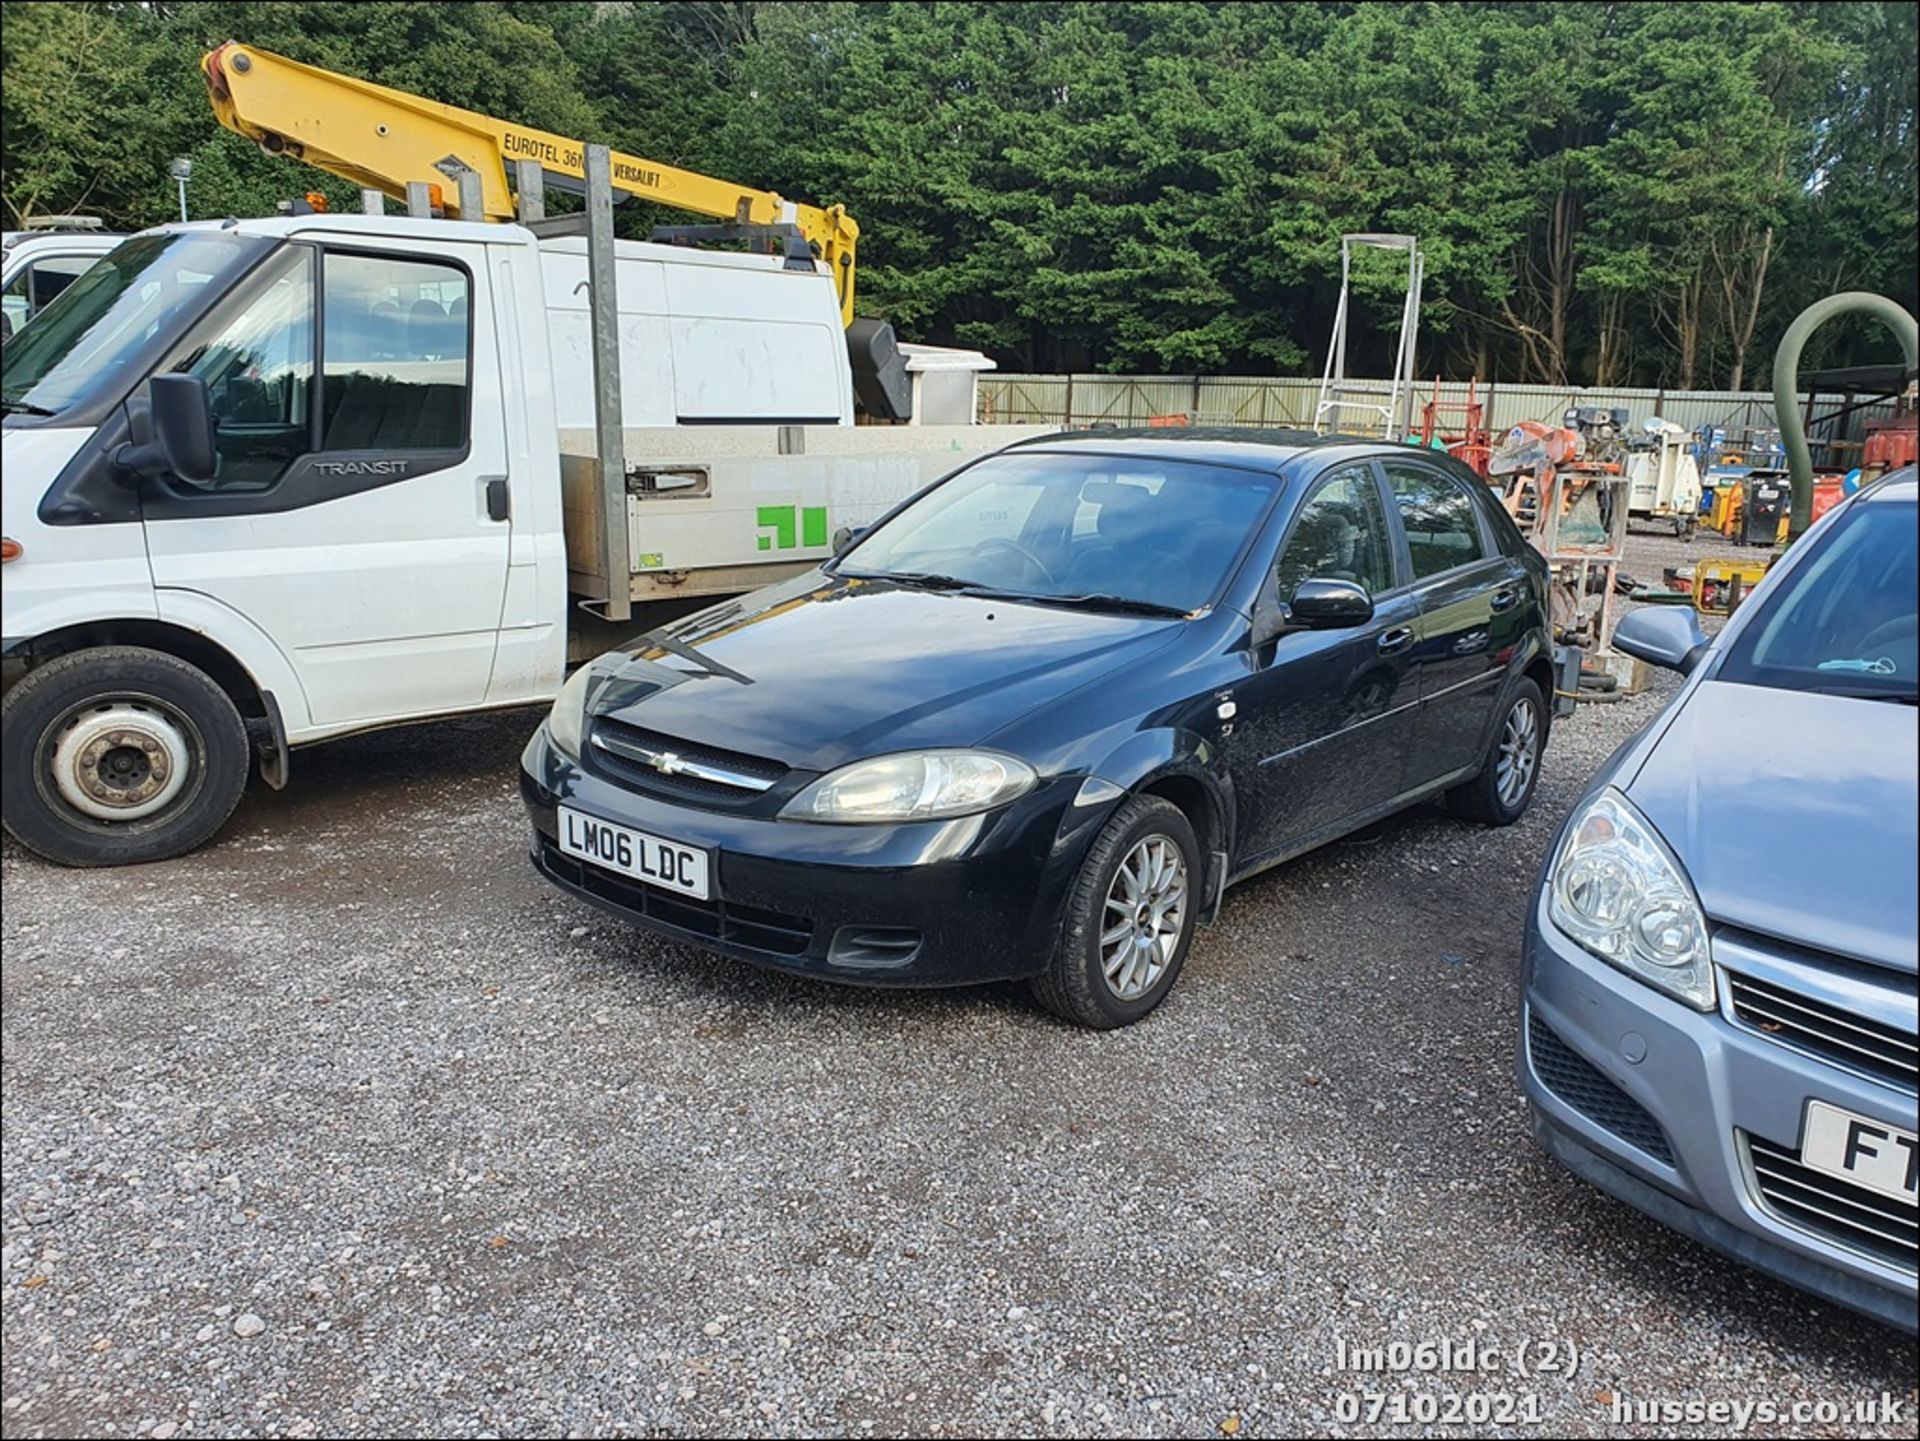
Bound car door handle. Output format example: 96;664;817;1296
1490;586;1520;612
1377;626;1414;654
484;477;510;523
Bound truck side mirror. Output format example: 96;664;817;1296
117;374;217;484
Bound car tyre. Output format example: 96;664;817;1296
1031;793;1200;1029
1;646;249;867
1448;676;1546;826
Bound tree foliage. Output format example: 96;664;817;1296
3;1;1913;386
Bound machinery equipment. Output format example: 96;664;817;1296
1487;419;1629;665
201;43;863;328
1622;419;1702;539
1416;376;1491;475
1736;470;1792;546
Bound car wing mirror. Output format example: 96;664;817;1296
1289;578;1376;629
116;373;216;484
831;524;868;556
1613;606;1710;674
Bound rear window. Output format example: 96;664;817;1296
1717;496;1917;702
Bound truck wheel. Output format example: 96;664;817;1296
1;647;249;867
1448;677;1546;826
1031;794;1200;1029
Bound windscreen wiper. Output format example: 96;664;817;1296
1026;592;1195;619
848;570;978;591
0;399;57;417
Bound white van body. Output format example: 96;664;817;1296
1;230;122;336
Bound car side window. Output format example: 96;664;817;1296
1274;464;1393;603
320;252;469;452
163;249;471;495
1382;460;1489;579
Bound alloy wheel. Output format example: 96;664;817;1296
1100;834;1189;1001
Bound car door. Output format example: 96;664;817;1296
142;239;511;731
1228;459;1421;860
1380;456;1530;783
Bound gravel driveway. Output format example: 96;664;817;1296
3;530;1913;1439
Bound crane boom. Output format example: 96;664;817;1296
200;43;860;326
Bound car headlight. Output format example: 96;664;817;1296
1547;787;1713;1009
545;662;602;760
782;750;1036;823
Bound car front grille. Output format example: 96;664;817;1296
1527;1011;1674;1166
1744;1134;1918;1275
586;717;790;810
1726;969;1918;1091
537;839;812;958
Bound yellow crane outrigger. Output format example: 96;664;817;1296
200;43;861;326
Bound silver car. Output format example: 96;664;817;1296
1521;467;1918;1331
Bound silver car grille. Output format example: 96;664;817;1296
1725;969;1917;1092
1744;1133;1917;1275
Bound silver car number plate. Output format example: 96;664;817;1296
1800;1100;1917;1207
558;806;710;900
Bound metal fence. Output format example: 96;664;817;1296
978;374;1901;455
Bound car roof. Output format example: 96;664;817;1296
1859;465;1916;502
1001;427;1403;474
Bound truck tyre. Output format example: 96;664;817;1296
1032;794;1200;1029
1;647;249;867
1447;677;1546;827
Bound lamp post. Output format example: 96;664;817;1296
168;157;192;223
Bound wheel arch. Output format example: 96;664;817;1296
5;618;270;726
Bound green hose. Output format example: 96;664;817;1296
1771;292;1918;539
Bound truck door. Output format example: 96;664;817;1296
141;239;511;731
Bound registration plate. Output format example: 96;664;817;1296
1800;1100;1918;1207
557;806;710;900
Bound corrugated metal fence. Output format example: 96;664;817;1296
979;374;1899;451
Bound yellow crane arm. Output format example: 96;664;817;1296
201;43;859;325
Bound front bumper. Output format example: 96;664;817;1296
519;723;1108;987
1520;889;1918;1332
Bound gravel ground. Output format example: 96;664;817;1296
3;530;1913;1439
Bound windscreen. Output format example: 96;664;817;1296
2;231;268;418
1718;493;1918;703
839;450;1282;613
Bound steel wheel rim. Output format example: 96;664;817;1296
40;694;202;825
1495;696;1539;808
1100;834;1189;1001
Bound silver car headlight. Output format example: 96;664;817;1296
545;662;602;761
1547;787;1713;1010
782;750;1036;824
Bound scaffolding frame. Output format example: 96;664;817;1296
1314;233;1424;441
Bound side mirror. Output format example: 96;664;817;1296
831;524;868;556
1613;606;1709;674
1289;578;1376;629
116;373;216;483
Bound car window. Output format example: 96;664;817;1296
841;451;1281;613
1275;464;1393;602
1382;459;1488;579
1718;495;1917;700
171;247;315;493
158;249;471;495
28;254;95;313
319;252;469;452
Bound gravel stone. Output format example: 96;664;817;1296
230;1314;265;1339
2;529;1910;1436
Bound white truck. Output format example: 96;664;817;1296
0;208;1045;866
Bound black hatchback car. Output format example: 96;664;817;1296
522;432;1554;1026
